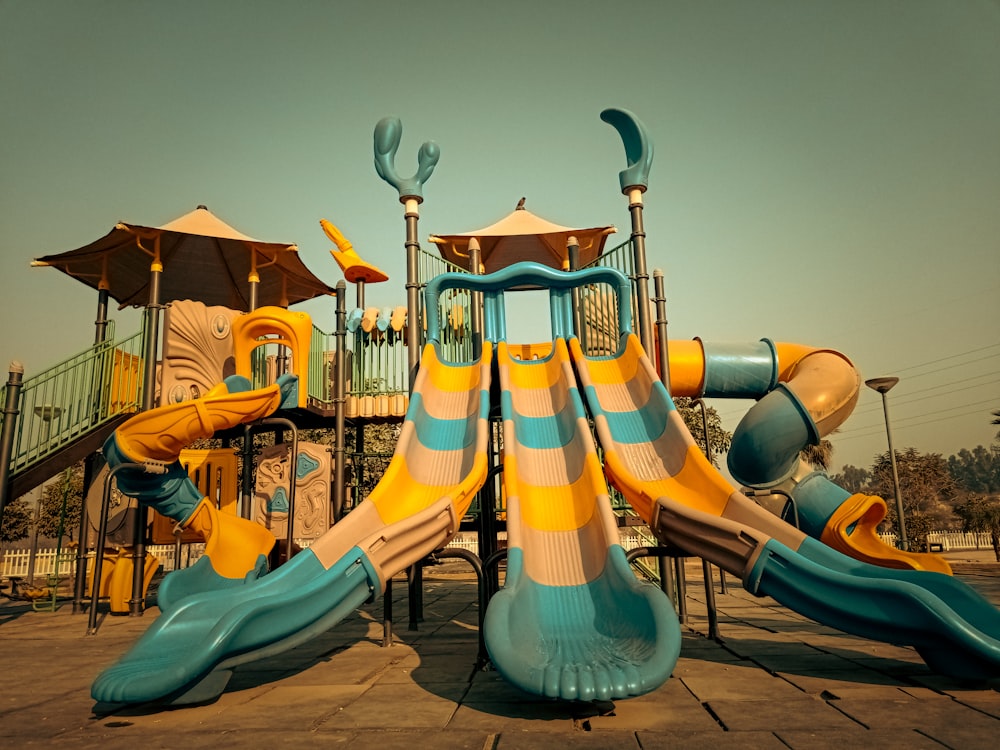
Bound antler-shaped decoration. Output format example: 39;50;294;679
600;108;654;194
373;116;440;203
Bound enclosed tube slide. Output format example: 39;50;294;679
663;337;950;574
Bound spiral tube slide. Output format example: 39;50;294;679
665;336;949;573
92;343;492;706
482;338;680;701
572;334;1000;681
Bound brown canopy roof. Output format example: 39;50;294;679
32;205;334;310
428;205;616;273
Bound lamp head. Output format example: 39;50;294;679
865;376;899;394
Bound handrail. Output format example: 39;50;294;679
5;324;144;476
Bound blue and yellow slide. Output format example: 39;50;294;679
483;337;679;701
573;330;1000;680
92;342;492;705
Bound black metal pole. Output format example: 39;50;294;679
567;237;582;340
73;452;102;613
90;461;167;634
240;425;255;519
130;260;161;616
0;361;24;531
469;239;483;361
333;281;347;522
94;289;110;346
402;199;425;629
404;204;421;391
652;270;671;394
628;198;654;357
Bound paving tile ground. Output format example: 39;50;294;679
1;551;999;748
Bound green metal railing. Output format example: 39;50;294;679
6;320;146;475
307;324;335;403
350;327;409;398
584;237;633;276
416;248;474;363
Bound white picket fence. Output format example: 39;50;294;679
877;531;995;552
3;530;995;583
0;544;196;582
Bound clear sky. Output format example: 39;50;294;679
1;0;998;474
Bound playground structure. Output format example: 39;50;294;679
0;108;997;709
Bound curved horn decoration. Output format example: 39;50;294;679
600;108;654;193
373;116;440;203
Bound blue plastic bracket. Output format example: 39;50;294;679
424;262;633;349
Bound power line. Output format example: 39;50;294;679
835;405;996;443
893;342;1000;375
842;396;996;431
850;377;1000;417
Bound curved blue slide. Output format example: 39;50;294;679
92;343;493;706
482;339;680;701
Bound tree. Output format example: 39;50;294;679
830;464;871;494
867;448;959;539
37;466;84;541
992;409;1000;441
947;446;1000;496
953;495;1000;562
673;397;732;468
800;438;834;471
0;496;32;543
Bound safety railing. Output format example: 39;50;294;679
6;321;145;476
581;237;642;351
583;236;633;277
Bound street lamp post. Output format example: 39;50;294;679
864;377;907;552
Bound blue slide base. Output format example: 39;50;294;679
155;553;270;613
484;546;680;701
748;537;1000;680
92;547;379;705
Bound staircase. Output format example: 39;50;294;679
3;323;145;497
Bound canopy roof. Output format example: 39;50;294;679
32;205;334;311
428;203;616;273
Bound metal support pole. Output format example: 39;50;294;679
131;263;162;616
652;270;671;394
73;452;102;613
567;238;583;340
674;555;688;624
0;361;24;528
382;576;393;647
431;548;489;664
402;200;424;628
94;289;110;345
478;460;504;600
355;279;366;310
89;462;168;634
333;281;347;521
240;425;255;519
404;204;421;391
469;239;483;361
701;559;720;640
628;196;654;357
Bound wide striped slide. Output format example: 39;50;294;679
483;338;680;701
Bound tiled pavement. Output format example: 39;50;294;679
1;553;999;749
